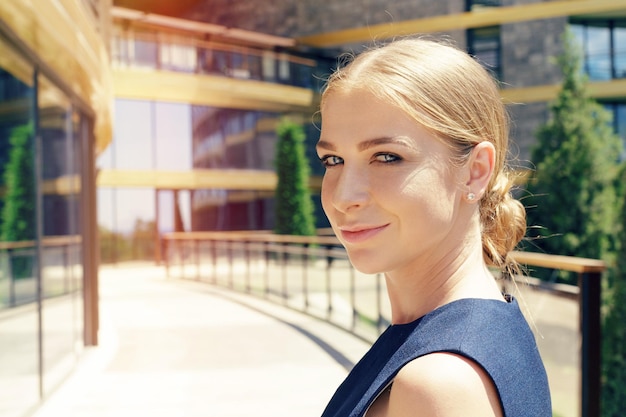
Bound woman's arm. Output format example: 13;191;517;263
368;352;504;417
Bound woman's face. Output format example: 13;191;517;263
317;90;469;276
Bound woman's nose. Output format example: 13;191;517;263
329;167;370;213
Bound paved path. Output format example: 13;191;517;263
32;263;371;417
30;262;580;417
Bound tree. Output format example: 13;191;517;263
273;118;316;236
131;219;156;260
602;183;626;415
524;30;622;283
1;124;36;278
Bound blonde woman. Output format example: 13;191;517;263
316;38;551;417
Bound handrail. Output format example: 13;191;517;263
0;235;83;309
0;235;82;250
510;250;606;273
109;30;322;90
164;231;340;246
511;249;604;417
162;230;604;417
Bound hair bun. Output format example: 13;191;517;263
481;172;526;270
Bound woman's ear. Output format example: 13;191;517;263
465;141;495;200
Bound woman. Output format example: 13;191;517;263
316;38;551;417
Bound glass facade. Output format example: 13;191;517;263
98;98;326;256
571;19;626;80
570;20;626;157
191;107;278;231
0;32;90;417
603;102;626;160
467;26;502;81
466;0;501;10
111;26;322;90
100;14;335;257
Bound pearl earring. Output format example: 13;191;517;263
467;192;476;201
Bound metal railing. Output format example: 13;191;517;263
110;31;328;91
163;231;388;342
0;236;83;309
163;231;605;417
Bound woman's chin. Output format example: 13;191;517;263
346;255;385;276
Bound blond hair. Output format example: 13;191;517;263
321;38;525;274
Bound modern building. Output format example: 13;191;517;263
0;1;110;416
2;1;626;416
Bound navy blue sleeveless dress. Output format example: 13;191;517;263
320;297;552;417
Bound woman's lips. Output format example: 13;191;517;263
339;225;388;244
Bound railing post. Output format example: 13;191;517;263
281;242;288;304
264;241;270;297
163;239;170;278
228;240;233;289
245;240;251;293
350;264;356;331
179;240;185;278
579;271;602;417
8;249;15;307
303;243;309;310
63;244;69;294
376;273;384;334
326;245;333;320
211;239;217;284
195;240;200;281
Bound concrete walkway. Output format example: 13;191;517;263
30;261;581;417
32;262;371;417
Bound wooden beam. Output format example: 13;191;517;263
510;250;605;274
501;78;626;103
0;0;113;153
297;0;626;47
96;168;324;192
113;69;314;112
97;168;278;190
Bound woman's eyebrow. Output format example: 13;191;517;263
357;136;413;151
316;136;413;152
316;140;336;151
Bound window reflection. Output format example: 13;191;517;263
603;102;626;160
38;73;84;397
614;22;626;78
0;33;39;417
571;19;626;80
467;26;502;81
0;32;90;415
466;0;501;10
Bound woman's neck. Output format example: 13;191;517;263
384;240;503;325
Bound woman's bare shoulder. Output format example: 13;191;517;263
388;352;503;417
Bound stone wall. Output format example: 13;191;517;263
184;0;465;38
183;0;573;162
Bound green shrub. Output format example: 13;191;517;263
273;118;316;236
524;30;622;283
1;124;35;278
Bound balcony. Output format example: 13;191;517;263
1;232;604;417
109;8;330;112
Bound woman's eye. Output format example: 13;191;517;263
320;155;344;167
374;153;401;163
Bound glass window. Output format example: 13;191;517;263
0;34;38;416
155;102;192;171
570;19;626;80
132;29;158;69
614;22;626;78
467;26;502;80
113;99;155;170
585;23;611;80
604;102;626;160
466;0;500;11
38;73;84;396
160;43;197;72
